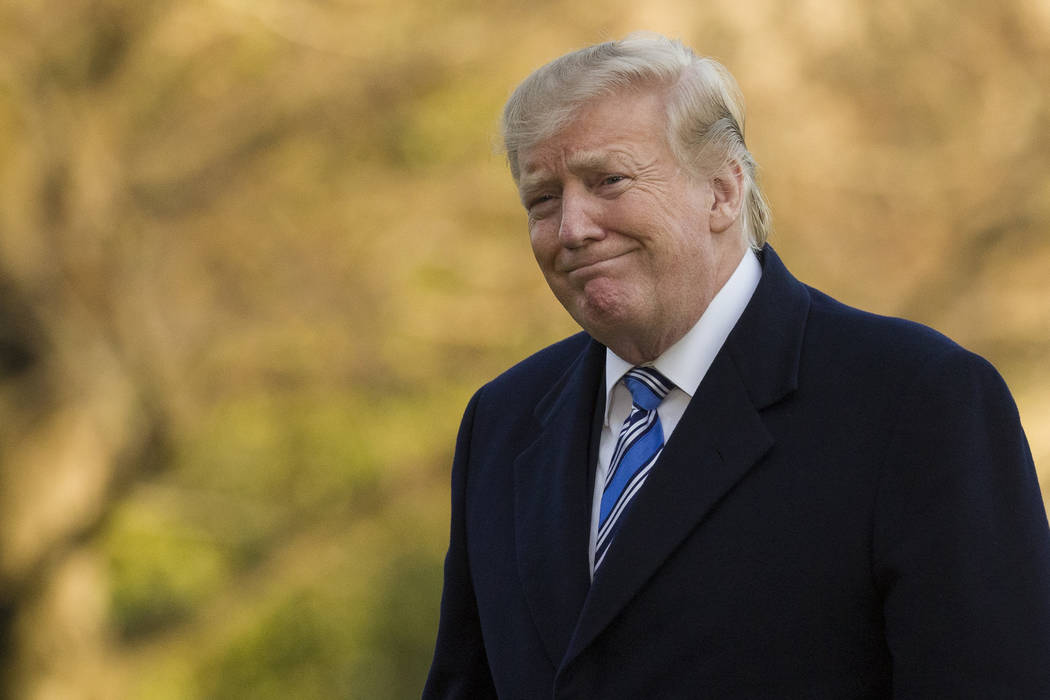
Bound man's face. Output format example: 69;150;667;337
516;89;732;361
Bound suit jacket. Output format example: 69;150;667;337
424;246;1050;699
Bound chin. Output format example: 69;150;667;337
570;285;644;340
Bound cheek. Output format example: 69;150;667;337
529;224;559;267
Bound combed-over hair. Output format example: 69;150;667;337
502;33;771;248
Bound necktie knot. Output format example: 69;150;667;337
623;366;674;411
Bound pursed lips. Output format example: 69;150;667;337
558;249;634;276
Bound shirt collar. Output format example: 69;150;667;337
603;248;762;425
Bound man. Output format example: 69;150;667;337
424;34;1050;698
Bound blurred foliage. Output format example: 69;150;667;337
0;0;1047;697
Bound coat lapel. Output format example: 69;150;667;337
560;245;811;670
514;336;606;668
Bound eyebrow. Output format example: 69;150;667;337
568;149;618;172
517;174;557;205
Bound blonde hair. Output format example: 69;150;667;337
502;33;771;248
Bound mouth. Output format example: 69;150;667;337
563;250;633;276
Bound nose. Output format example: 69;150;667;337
558;186;605;248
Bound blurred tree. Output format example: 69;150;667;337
0;0;1046;697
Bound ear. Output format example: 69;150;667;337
708;160;744;234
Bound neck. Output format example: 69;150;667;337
605;326;689;366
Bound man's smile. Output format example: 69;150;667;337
559;249;636;277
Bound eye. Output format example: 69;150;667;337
602;175;626;185
527;193;557;210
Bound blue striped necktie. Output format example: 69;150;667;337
594;366;674;573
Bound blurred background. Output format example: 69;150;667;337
0;0;1047;697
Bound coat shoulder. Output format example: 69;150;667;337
804;285;983;373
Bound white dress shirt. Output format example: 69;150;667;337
588;249;762;574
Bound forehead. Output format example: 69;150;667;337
517;90;671;179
